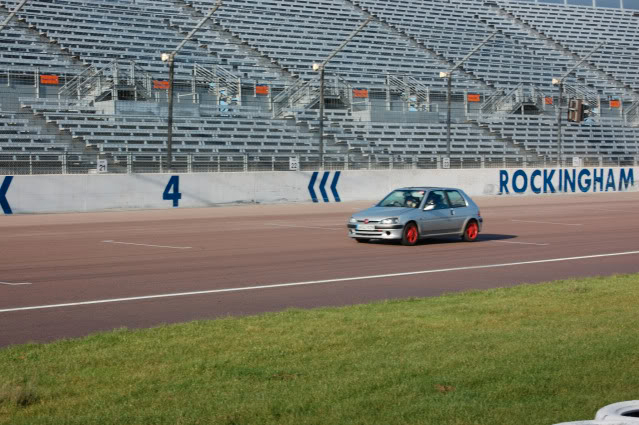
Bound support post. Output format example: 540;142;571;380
192;66;197;104
552;40;605;168
312;16;372;170
441;30;498;162
318;66;325;169
166;55;175;171
161;0;223;173
446;74;452;158
557;81;563;167
385;74;391;111
35;67;40;98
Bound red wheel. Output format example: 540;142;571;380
463;220;479;242
401;222;419;246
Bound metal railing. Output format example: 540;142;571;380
387;74;432;111
481;83;524;115
271;75;352;118
272;79;315;118
58;60;153;102
0;153;636;175
194;64;241;106
626;99;639;126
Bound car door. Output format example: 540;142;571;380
445;190;472;232
419;190;453;235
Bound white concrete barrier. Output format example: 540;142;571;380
0;166;637;214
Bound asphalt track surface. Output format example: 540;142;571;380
2;192;639;348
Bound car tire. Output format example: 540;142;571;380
595;401;639;423
401;222;419;246
355;238;368;243
462;220;479;242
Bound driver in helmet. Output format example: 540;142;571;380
404;193;419;208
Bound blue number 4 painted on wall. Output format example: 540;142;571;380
163;176;181;207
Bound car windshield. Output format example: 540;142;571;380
377;190;425;208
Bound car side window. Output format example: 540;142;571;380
425;190;449;210
446;190;467;208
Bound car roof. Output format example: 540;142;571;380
396;187;462;191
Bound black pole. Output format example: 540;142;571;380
166;54;175;172
557;81;563;168
319;66;325;170
446;73;452;159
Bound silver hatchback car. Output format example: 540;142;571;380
347;187;482;246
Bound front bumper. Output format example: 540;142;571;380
346;224;404;240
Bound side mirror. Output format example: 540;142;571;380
424;204;435;211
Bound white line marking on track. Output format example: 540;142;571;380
102;240;192;250
265;223;343;230
491;241;549;246
2;250;639;314
0;281;32;286
588;207;638;214
512;220;583;226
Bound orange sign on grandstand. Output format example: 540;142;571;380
353;89;368;98
467;94;480;102
153;80;170;90
545;97;553;105
610;99;621;108
255;84;269;95
40;75;59;85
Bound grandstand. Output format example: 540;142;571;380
0;0;637;174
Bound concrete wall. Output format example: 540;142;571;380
1;167;637;214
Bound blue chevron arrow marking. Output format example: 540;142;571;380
330;171;341;202
319;171;330;203
0;176;13;215
308;171;319;203
309;172;341;203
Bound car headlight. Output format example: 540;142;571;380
380;217;399;224
349;217;357;223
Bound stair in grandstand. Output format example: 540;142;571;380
272;77;353;119
486;1;639;99
174;0;297;86
562;82;604;119
293;108;365;159
19;98;99;154
0;4;87;74
193;64;242;107
481;83;550;116
386;75;435;112
18;104;86;153
469;119;545;163
58;60;153;103
627;101;639;127
346;0;494;91
0;99;73;157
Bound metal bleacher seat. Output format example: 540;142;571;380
1;0;637;165
185;0;473;90
20;98;317;156
479;114;639;157
0;113;66;153
495;0;639;92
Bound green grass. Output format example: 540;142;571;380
2;275;639;425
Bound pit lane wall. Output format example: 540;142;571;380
0;167;637;214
